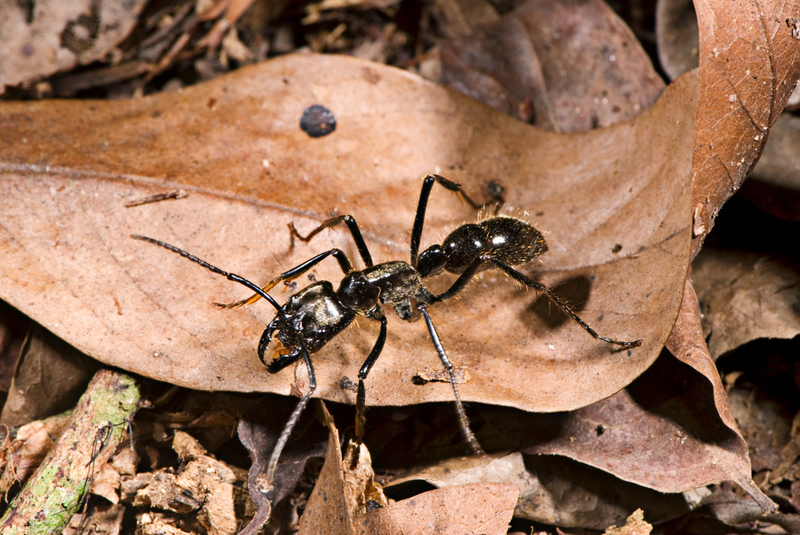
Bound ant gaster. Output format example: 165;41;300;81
132;174;641;486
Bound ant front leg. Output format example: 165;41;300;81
216;248;356;309
289;214;374;267
410;174;505;267
417;303;485;456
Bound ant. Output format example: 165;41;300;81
132;174;641;486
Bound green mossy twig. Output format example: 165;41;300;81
0;369;140;534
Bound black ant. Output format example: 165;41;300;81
132;174;641;485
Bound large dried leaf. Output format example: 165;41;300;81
0;54;694;413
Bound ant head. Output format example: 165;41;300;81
337;272;381;314
417;244;448;277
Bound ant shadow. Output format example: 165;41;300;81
527;274;594;328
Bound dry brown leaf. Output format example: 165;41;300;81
461;279;770;510
690;0;800;255
0;54;695;414
386;453;690;529
300;403;517;534
90;463;121;505
298;403;361;535
0;0;147;94
665;279;776;511
482;352;763;499
357;482;518;535
440;0;665;131
655;0;700;80
64;503;125;535
692;251;800;358
0;324;99;427
0;412;72;490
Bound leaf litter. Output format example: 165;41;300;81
0;0;800;532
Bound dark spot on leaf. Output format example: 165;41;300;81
366;499;382;512
300;105;336;138
596;424;605;435
612;243;622;253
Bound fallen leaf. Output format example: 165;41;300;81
468;289;771;511
0;54;695;415
692;251;800;358
0;324;100;427
297;403;365;535
440;0;665;131
692;489;800;532
386;452;690;529
664;279;775;511
0;0;147;94
0;412;72;492
90;463;121;505
690;0;800;255
236;397;328;534
655;0;700;80
356;482;518;535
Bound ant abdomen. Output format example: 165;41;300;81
417;216;548;277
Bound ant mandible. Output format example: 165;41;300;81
132;174;641;486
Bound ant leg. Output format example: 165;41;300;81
290;214;374;267
488;259;641;348
410;174;505;267
417;303;485;456
265;344;317;487
432;255;642;349
131;235;284;314
354;314;388;446
216;248;356;309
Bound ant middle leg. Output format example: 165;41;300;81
216;248;356;309
289;214;374;267
410;174;505;267
353;314;388;447
417;303;485;456
432;257;642;349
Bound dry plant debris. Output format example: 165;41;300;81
0;0;799;533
